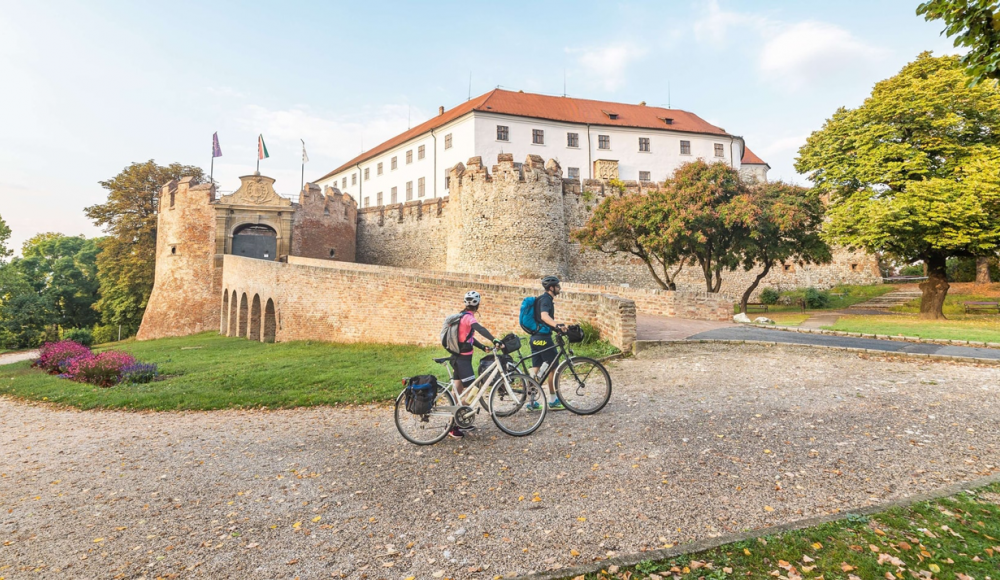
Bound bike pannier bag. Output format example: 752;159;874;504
404;375;438;415
566;324;585;344
500;332;522;354
478;354;516;387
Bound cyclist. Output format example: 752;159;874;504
529;276;568;411
449;290;501;438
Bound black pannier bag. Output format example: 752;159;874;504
500;333;522;354
478;353;516;386
565;324;585;343
404;375;438;415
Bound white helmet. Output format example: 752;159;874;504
464;290;481;307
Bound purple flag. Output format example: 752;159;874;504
212;132;222;158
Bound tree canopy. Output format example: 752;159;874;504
85;160;204;334
796;53;1000;318
0;213;11;264
918;0;1000;86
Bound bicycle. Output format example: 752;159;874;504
510;327;612;415
394;339;547;445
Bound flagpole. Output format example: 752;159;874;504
301;162;304;194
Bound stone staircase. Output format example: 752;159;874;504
848;290;923;311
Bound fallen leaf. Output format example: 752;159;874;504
570;549;580;557
577;517;586;522
292;521;302;529
812;542;823;550
928;564;941;573
93;538;104;543
870;544;881;552
875;529;886;536
286;559;298;565
899;542;912;551
311;516;321;523
744;548;752;556
841;563;855;572
458;514;467;519
764;505;775;512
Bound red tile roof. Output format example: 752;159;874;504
317;89;734;181
741;146;768;166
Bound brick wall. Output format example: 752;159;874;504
291;184;357;262
224;255;637;350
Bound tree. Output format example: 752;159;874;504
731;182;832;313
85;161;205;334
572;181;687;290
0;213;11;264
19;234;101;330
796;53;1000;318
918;0;1000;86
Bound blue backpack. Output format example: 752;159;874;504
519;295;551;335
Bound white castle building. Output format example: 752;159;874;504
315;89;769;207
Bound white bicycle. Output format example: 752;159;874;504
394;339;547;445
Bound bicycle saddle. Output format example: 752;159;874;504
433;356;454;364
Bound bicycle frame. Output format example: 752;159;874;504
431;349;521;417
510;333;573;384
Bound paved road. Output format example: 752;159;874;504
688;326;1000;360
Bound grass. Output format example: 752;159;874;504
0;332;618;411
764;312;811;327
826;314;1000;343
572;481;1000;580
738;284;897;314
891;292;1000;317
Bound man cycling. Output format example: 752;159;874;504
449;290;501;438
529;276;568;411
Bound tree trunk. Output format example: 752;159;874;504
740;262;772;313
976;256;992;284
711;269;723;293
918;254;949;320
697;255;714;293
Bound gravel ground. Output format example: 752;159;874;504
2;343;1000;579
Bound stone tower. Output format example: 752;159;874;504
291;183;358;262
445;154;568;279
137;177;222;340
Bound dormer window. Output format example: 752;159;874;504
659;117;674;125
602;110;619;120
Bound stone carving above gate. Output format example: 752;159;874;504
219;174;292;207
593;159;619;180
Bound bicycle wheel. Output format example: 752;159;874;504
394;384;455;445
489;373;547;436
554;356;612;415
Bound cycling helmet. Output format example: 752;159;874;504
464;290;482;307
541;276;561;290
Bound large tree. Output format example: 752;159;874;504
0;213;11;264
85;161;204;334
918;0;1000;86
19;234;101;330
731;182;832;313
796;53;1000;318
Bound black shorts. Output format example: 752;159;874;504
450;355;475;388
530;334;557;368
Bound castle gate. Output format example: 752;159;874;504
232;224;277;261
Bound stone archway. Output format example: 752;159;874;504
232;224;278;261
249;295;262;341
221;289;229;335
229;291;238;336
263;299;276;343
238;293;249;338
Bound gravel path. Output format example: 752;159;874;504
0;350;39;366
2;343;999;579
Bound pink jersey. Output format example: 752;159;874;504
458;312;476;346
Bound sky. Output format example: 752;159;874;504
0;0;960;253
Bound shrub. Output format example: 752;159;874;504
68;351;137;387
120;362;158;384
758;287;780;305
35;340;92;373
899;263;925;276
577;321;601;345
91;325;117;345
804;287;831;309
62;328;94;346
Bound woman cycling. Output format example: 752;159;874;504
449;290;500;439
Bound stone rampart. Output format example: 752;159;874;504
356;198;449;271
291;184;357;262
224;255;637;350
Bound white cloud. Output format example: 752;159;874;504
759;21;889;90
567;43;648;91
693;0;768;46
206;86;247;99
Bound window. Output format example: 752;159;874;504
352;173;357;185
567;132;579;148
598;135;610;149
364;168;370;181
329;249;335;258
377;162;383;175
567;167;580;179
497;125;509;141
418;177;425;198
680;140;691;155
715;143;725;157
391;156;398;170
406;150;413;164
444;133;452;149
639;137;650;152
391;186;398;204
342;177;347;188
363;196;369;207
532;129;544;145
376;191;383;206
418;145;425;160
406;181;413;201
639;171;651;182
444;169;451;190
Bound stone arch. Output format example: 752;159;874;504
263;298;276;343
249;295;262;341
238;293;249;338
221;289;229;335
228;290;238;336
231;223;278;261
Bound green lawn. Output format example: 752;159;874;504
765;312;811;326
826;314;1000;343
572;481;1000;580
739;284;896;314
891;291;1000;317
0;332;618;411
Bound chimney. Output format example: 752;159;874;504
438;106;444;116
639;101;646;106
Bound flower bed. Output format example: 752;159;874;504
34;340;157;387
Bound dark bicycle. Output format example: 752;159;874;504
483;325;612;415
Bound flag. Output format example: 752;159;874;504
212;132;222;158
301;139;309;163
258;134;269;160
